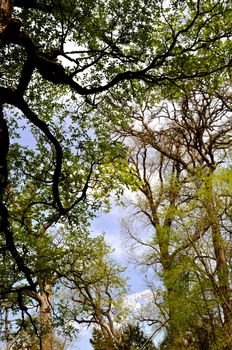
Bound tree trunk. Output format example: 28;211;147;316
0;106;9;200
157;220;187;349
205;178;232;349
164;267;187;350
211;223;232;349
4;304;10;350
39;284;53;350
0;0;13;32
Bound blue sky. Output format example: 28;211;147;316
91;205;148;293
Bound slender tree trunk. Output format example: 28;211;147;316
162;261;187;350
157;220;187;348
205;177;232;349
4;304;10;350
212;225;232;349
0;105;9;200
39;284;53;350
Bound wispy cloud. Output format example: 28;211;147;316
125;289;153;309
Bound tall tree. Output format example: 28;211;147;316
107;85;232;349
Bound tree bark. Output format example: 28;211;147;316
204;178;232;349
39;284;53;350
0;0;13;32
4;304;10;350
0;105;9;199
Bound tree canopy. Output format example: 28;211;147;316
0;0;232;349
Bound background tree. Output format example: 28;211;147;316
90;323;157;350
0;229;128;349
98;84;232;349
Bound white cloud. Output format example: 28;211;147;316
126;289;152;305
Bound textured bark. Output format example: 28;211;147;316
0;0;13;32
204;178;232;349
4;305;10;350
39;284;53;350
0;106;9;198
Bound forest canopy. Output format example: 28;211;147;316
0;0;232;349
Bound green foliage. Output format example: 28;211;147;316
1;0;232;348
54;234;127;336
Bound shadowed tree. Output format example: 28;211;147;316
90;323;157;350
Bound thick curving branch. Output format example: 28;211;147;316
14;0;54;12
1;87;64;213
1;1;230;98
16;57;35;96
0;104;36;290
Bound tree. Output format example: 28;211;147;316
108;85;232;349
55;234;127;341
0;229;128;349
0;108;128;348
90;323;157;350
